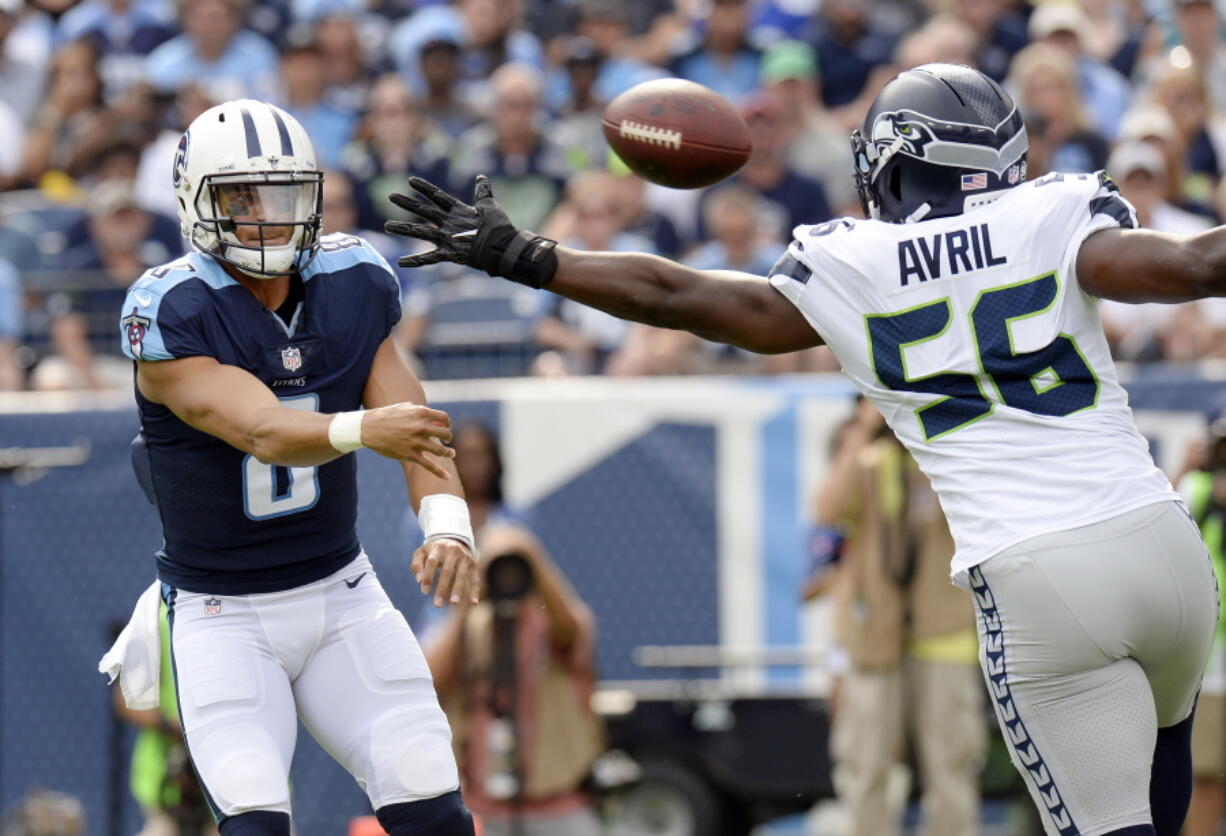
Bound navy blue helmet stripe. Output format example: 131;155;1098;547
270;108;294;157
240;106;261;158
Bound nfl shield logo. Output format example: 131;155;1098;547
203;597;222;615
281;346;302;372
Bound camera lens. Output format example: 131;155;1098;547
485;552;534;601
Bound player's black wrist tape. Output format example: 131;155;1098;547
471;221;558;289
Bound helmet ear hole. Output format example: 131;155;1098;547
889;165;904;202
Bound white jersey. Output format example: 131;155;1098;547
770;171;1180;574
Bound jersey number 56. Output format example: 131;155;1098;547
866;272;1099;441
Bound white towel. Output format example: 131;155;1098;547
98;580;163;710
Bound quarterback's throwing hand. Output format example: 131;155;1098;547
361;402;455;478
385;176;559;289
413;537;481;607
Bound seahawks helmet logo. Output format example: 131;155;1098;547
872;112;936;160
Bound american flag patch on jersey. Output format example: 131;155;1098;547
961;172;988;191
961;172;990;191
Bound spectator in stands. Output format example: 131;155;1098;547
1173;410;1226;836
134;83;213;217
550;37;608;174
426;523;603;836
570;0;665;104
418;36;480;140
949;0;1028;82
450;63;571;232
1111;140;1213;235
311;11;376;115
605;158;680;258
1080;0;1150;79
535;171;655;375
21;39;110;184
389;0;544;109
670;0;761;102
55;0;175;101
1117;105;1190;210
143;0;279;103
1007;42;1110;176
697;91;831;243
276;42;358;170
1170;0;1226;115
815;396;984;836
35;179;181;390
1147;56;1225;209
1028;1;1131;142
1099;141;1215;363
341;72;452;231
0;0;46;123
806;0;896;108
452;420;517;532
758;39;858;216
0;257;22;391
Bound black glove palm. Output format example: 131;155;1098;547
384;176;558;289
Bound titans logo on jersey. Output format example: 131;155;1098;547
119;233;402;594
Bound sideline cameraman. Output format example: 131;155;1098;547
425;524;604;836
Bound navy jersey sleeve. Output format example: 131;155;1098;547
361;237;403;338
319;233;402;339
120;270;214;361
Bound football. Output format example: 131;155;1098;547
602;78;752;189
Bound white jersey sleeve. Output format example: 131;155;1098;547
771;172;1177;575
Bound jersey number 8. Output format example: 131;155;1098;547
242;394;320;519
866;272;1099;441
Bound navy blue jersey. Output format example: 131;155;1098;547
119;233;402;594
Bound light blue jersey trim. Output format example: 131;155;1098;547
303;233;396;281
120;252;237;361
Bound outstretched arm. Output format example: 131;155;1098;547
1077;226;1226;303
138;354;454;473
384;176;823;355
548;248;822;354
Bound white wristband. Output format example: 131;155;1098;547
328;411;365;454
418;493;475;553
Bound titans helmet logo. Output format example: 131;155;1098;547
172;131;190;188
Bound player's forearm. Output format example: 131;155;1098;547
245;408;346;467
405;459;464;512
1186;226;1226;297
552;247;723;338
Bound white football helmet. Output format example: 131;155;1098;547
173;99;323;277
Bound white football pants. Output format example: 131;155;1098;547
957;501;1217;836
165;553;459;819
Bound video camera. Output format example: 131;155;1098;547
485;550;535;603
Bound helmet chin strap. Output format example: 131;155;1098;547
904;202;932;223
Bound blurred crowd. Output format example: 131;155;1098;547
0;0;1225;390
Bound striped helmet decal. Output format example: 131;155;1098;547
269;107;295;157
239;105;261;158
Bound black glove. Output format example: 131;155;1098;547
384;175;559;289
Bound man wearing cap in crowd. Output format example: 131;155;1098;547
758;39;858;215
1028;0;1130;140
1098;140;1217;362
